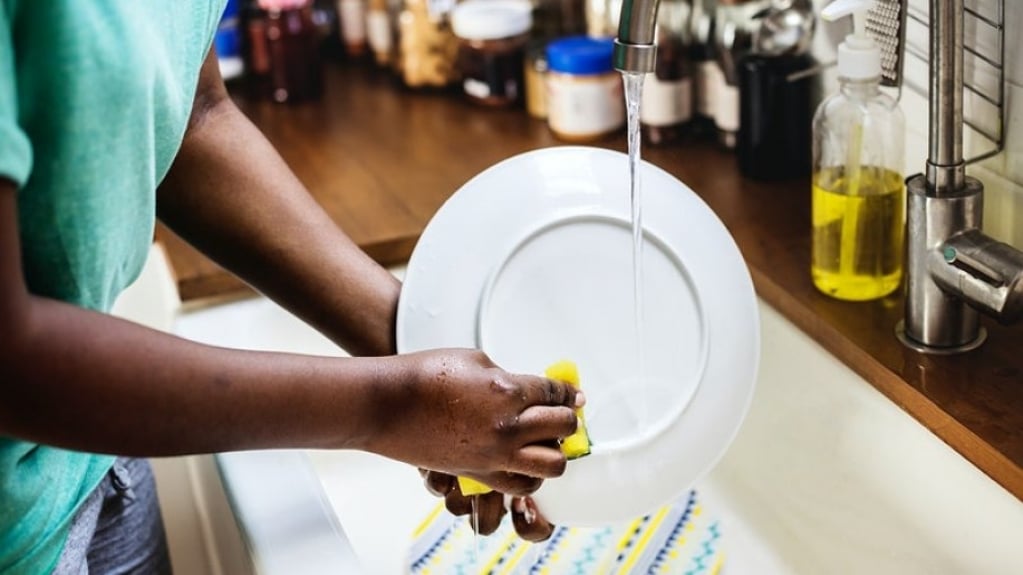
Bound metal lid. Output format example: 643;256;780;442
451;0;532;41
546;36;615;75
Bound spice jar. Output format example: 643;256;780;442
397;0;460;88
545;36;624;142
451;0;532;106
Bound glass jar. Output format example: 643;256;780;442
264;1;324;103
397;0;460;88
451;0;532;106
545;36;623;142
639;0;694;146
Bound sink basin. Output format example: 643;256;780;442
175;292;1023;574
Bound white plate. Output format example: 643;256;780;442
397;146;759;526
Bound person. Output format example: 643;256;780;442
0;2;581;573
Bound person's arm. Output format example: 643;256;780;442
0;44;582;491
154;51;563;538
157;51;396;357
0;197;576;490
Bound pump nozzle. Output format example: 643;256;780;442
821;0;880;80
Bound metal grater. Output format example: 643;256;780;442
864;0;907;87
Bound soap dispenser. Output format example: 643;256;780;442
810;0;905;301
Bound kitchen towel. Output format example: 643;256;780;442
408;488;724;574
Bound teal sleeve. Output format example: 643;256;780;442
0;3;33;188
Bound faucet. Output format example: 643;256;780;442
613;0;661;73
897;0;1023;353
613;0;1022;353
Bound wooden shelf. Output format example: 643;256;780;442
159;63;1023;501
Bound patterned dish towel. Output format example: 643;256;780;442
408;489;724;574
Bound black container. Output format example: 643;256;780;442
737;53;817;181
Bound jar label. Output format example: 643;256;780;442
640;75;692;127
547;74;624;137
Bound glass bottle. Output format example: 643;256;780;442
263;1;324;103
640;0;693;145
811;0;905;301
397;0;460;88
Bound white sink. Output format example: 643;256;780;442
175;293;1023;574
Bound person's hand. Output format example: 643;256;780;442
368;348;583;494
420;470;556;541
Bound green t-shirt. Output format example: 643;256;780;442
0;2;225;572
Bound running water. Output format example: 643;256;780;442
471;495;480;566
622;71;647;430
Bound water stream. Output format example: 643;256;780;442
623;71;647;431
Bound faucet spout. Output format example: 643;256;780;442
613;0;660;73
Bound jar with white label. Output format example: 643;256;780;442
545;36;624;142
640;0;693;145
451;0;532;106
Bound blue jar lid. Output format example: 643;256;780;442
546;36;615;75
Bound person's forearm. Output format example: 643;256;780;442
157;77;399;356
0;294;400;456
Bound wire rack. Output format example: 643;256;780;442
896;0;1006;165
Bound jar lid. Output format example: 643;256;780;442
546;36;615;75
451;0;532;41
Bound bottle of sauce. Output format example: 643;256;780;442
451;0;533;107
262;0;324;103
640;0;694;145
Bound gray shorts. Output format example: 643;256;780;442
52;458;172;575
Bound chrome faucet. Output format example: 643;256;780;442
897;0;1023;353
613;0;661;73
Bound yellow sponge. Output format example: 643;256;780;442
456;360;592;496
545;360;592;460
457;476;493;496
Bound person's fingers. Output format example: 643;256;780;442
444;490;506;535
514;404;578;445
517;376;584;409
471;491;507;535
444;489;473;516
502;443;568;480
476;472;543;496
511;497;555;542
422;470;456;497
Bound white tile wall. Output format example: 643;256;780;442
810;0;1023;247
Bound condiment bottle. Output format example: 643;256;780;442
640;0;693;145
545;36;624;142
451;0;532;106
811;0;905;301
689;0;717;140
262;0;324;103
338;0;369;57
712;0;763;149
397;0;460;88
366;0;395;65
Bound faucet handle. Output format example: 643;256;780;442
931;229;1023;324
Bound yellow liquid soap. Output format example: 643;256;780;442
811;166;905;301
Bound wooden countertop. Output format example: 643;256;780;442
158;64;1023;502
